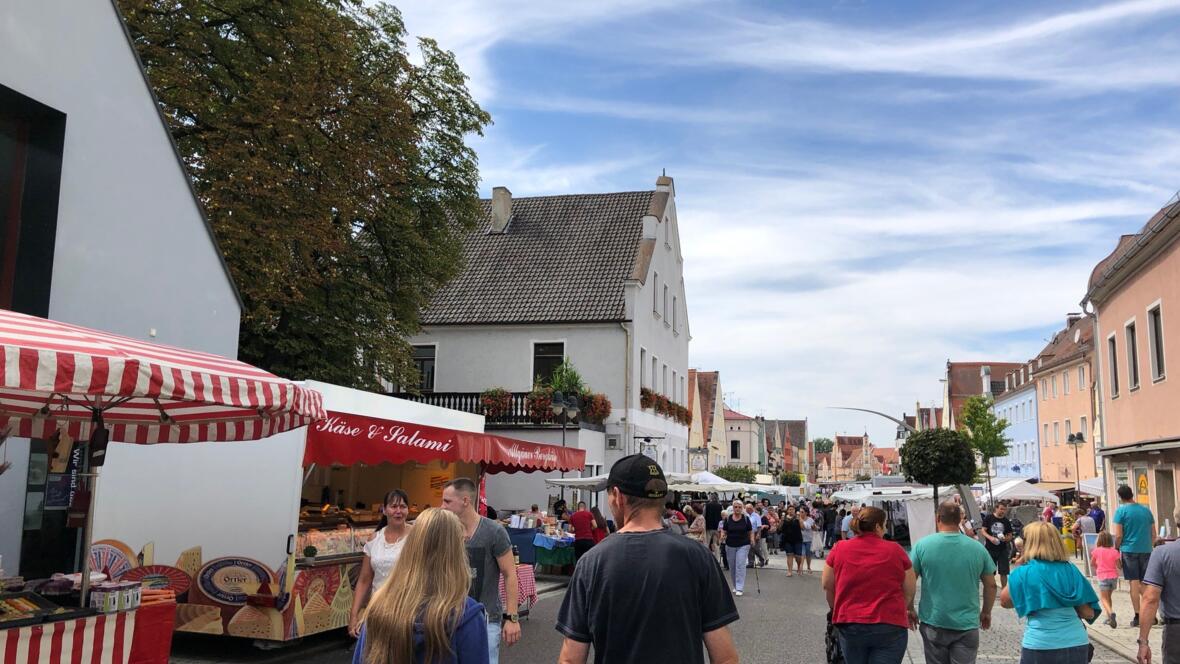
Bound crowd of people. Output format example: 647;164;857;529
339;456;1180;664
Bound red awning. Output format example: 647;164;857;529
303;410;585;474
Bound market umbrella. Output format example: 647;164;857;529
0;308;325;602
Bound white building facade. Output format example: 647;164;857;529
404;176;691;510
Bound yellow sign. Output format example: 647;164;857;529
1136;469;1151;506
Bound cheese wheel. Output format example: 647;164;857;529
226;605;283;641
175;603;223;635
176;546;202;579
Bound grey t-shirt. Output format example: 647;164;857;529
1144;540;1180;618
466;516;512;622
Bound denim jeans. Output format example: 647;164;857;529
1018;645;1089;664
487;620;501;664
837;623;908;664
725;545;749;591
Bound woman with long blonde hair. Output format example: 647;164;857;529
1000;521;1100;664
354;508;488;664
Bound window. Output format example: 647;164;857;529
730;440;741;460
411;345;436;392
1109;334;1120;398
1063;370;1070;395
672;370;678;401
1079;365;1086;390
1023;401;1029;421
1041;379;1048;401
639;348;647;388
1054;422;1060;445
672;295;678;332
1043;423;1049;446
1080;416;1088;440
652;273;659;314
1149;304;1166;381
651;356;658;394
532;342;564;384
1066;419;1072;439
0;86;66;317
1126;321;1140;390
663;284;669;322
662;364;668;395
1052;375;1057;398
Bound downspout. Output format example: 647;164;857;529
1082;301;1108;510
620;321;633;456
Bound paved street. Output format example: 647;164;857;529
170;559;1130;663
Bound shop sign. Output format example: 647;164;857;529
305;411;461;466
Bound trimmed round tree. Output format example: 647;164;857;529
899;428;977;510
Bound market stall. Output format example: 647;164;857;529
90;380;584;644
0;309;323;662
979;479;1060;505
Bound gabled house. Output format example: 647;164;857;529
0;0;241;576
786;419;809;480
723;406;759;469
991;362;1041;481
942;361;1024;429
402;176;692;509
691;370;727;469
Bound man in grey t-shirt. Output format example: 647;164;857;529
1137;509;1180;664
442;478;518;663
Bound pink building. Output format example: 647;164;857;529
1085;198;1180;535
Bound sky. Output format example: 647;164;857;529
390;0;1180;448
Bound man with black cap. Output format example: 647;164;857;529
556;454;740;664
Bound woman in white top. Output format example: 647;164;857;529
348;489;411;638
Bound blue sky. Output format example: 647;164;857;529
393;0;1180;447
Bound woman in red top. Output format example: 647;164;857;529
590;506;609;543
821;506;916;664
569;501;596;562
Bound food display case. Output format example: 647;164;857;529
297;509;382;560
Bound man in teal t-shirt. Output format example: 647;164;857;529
910;501;997;664
1112;484;1157;627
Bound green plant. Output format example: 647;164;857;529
579;392;612;425
549;359;585;396
302;545;317;559
480;388;511;420
714;465;757;483
960;395;1011;502
781;472;802;487
899;428;977;508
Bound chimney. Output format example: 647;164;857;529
1066;312;1082;328
490;186;512;233
981;365;992;396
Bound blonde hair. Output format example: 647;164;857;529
1022;521;1069;562
362;508;470;663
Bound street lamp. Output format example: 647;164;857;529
1067;431;1086;498
551;391;580;500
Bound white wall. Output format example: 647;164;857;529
0;0;241;356
0;439;30;573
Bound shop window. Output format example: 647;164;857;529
1126;321;1140;390
532;342;564;385
0;85;65;317
411;345;435;392
1149;304;1166;381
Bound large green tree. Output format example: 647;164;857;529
118;0;490;389
811;437;835;454
960;395;1011;503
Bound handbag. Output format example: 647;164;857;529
826;611;845;664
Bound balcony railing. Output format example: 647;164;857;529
388;391;603;430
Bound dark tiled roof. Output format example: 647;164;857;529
1032;316;1093;375
787;420;807;449
421;191;654;325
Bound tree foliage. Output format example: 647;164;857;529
961;394;1011;498
780;472;802;487
118;0;490;389
714;465;757;484
899;428;976;501
811;437;835;454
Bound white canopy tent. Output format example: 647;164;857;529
980;479;1060;505
544;472;695;492
1079;477;1105;497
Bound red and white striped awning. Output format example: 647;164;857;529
0;308;324;443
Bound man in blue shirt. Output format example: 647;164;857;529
1112;484;1158;628
841;506;859;540
744;503;767;568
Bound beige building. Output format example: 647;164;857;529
724;407;759;469
1030;314;1098;489
1086;199;1180;534
687;370;727;470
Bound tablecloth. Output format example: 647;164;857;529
535;546;575;567
0;602;176;664
498;564;537;612
532;533;575;550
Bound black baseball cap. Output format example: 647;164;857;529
607;454;668;499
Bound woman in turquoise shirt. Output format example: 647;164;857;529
1000;521;1101;664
